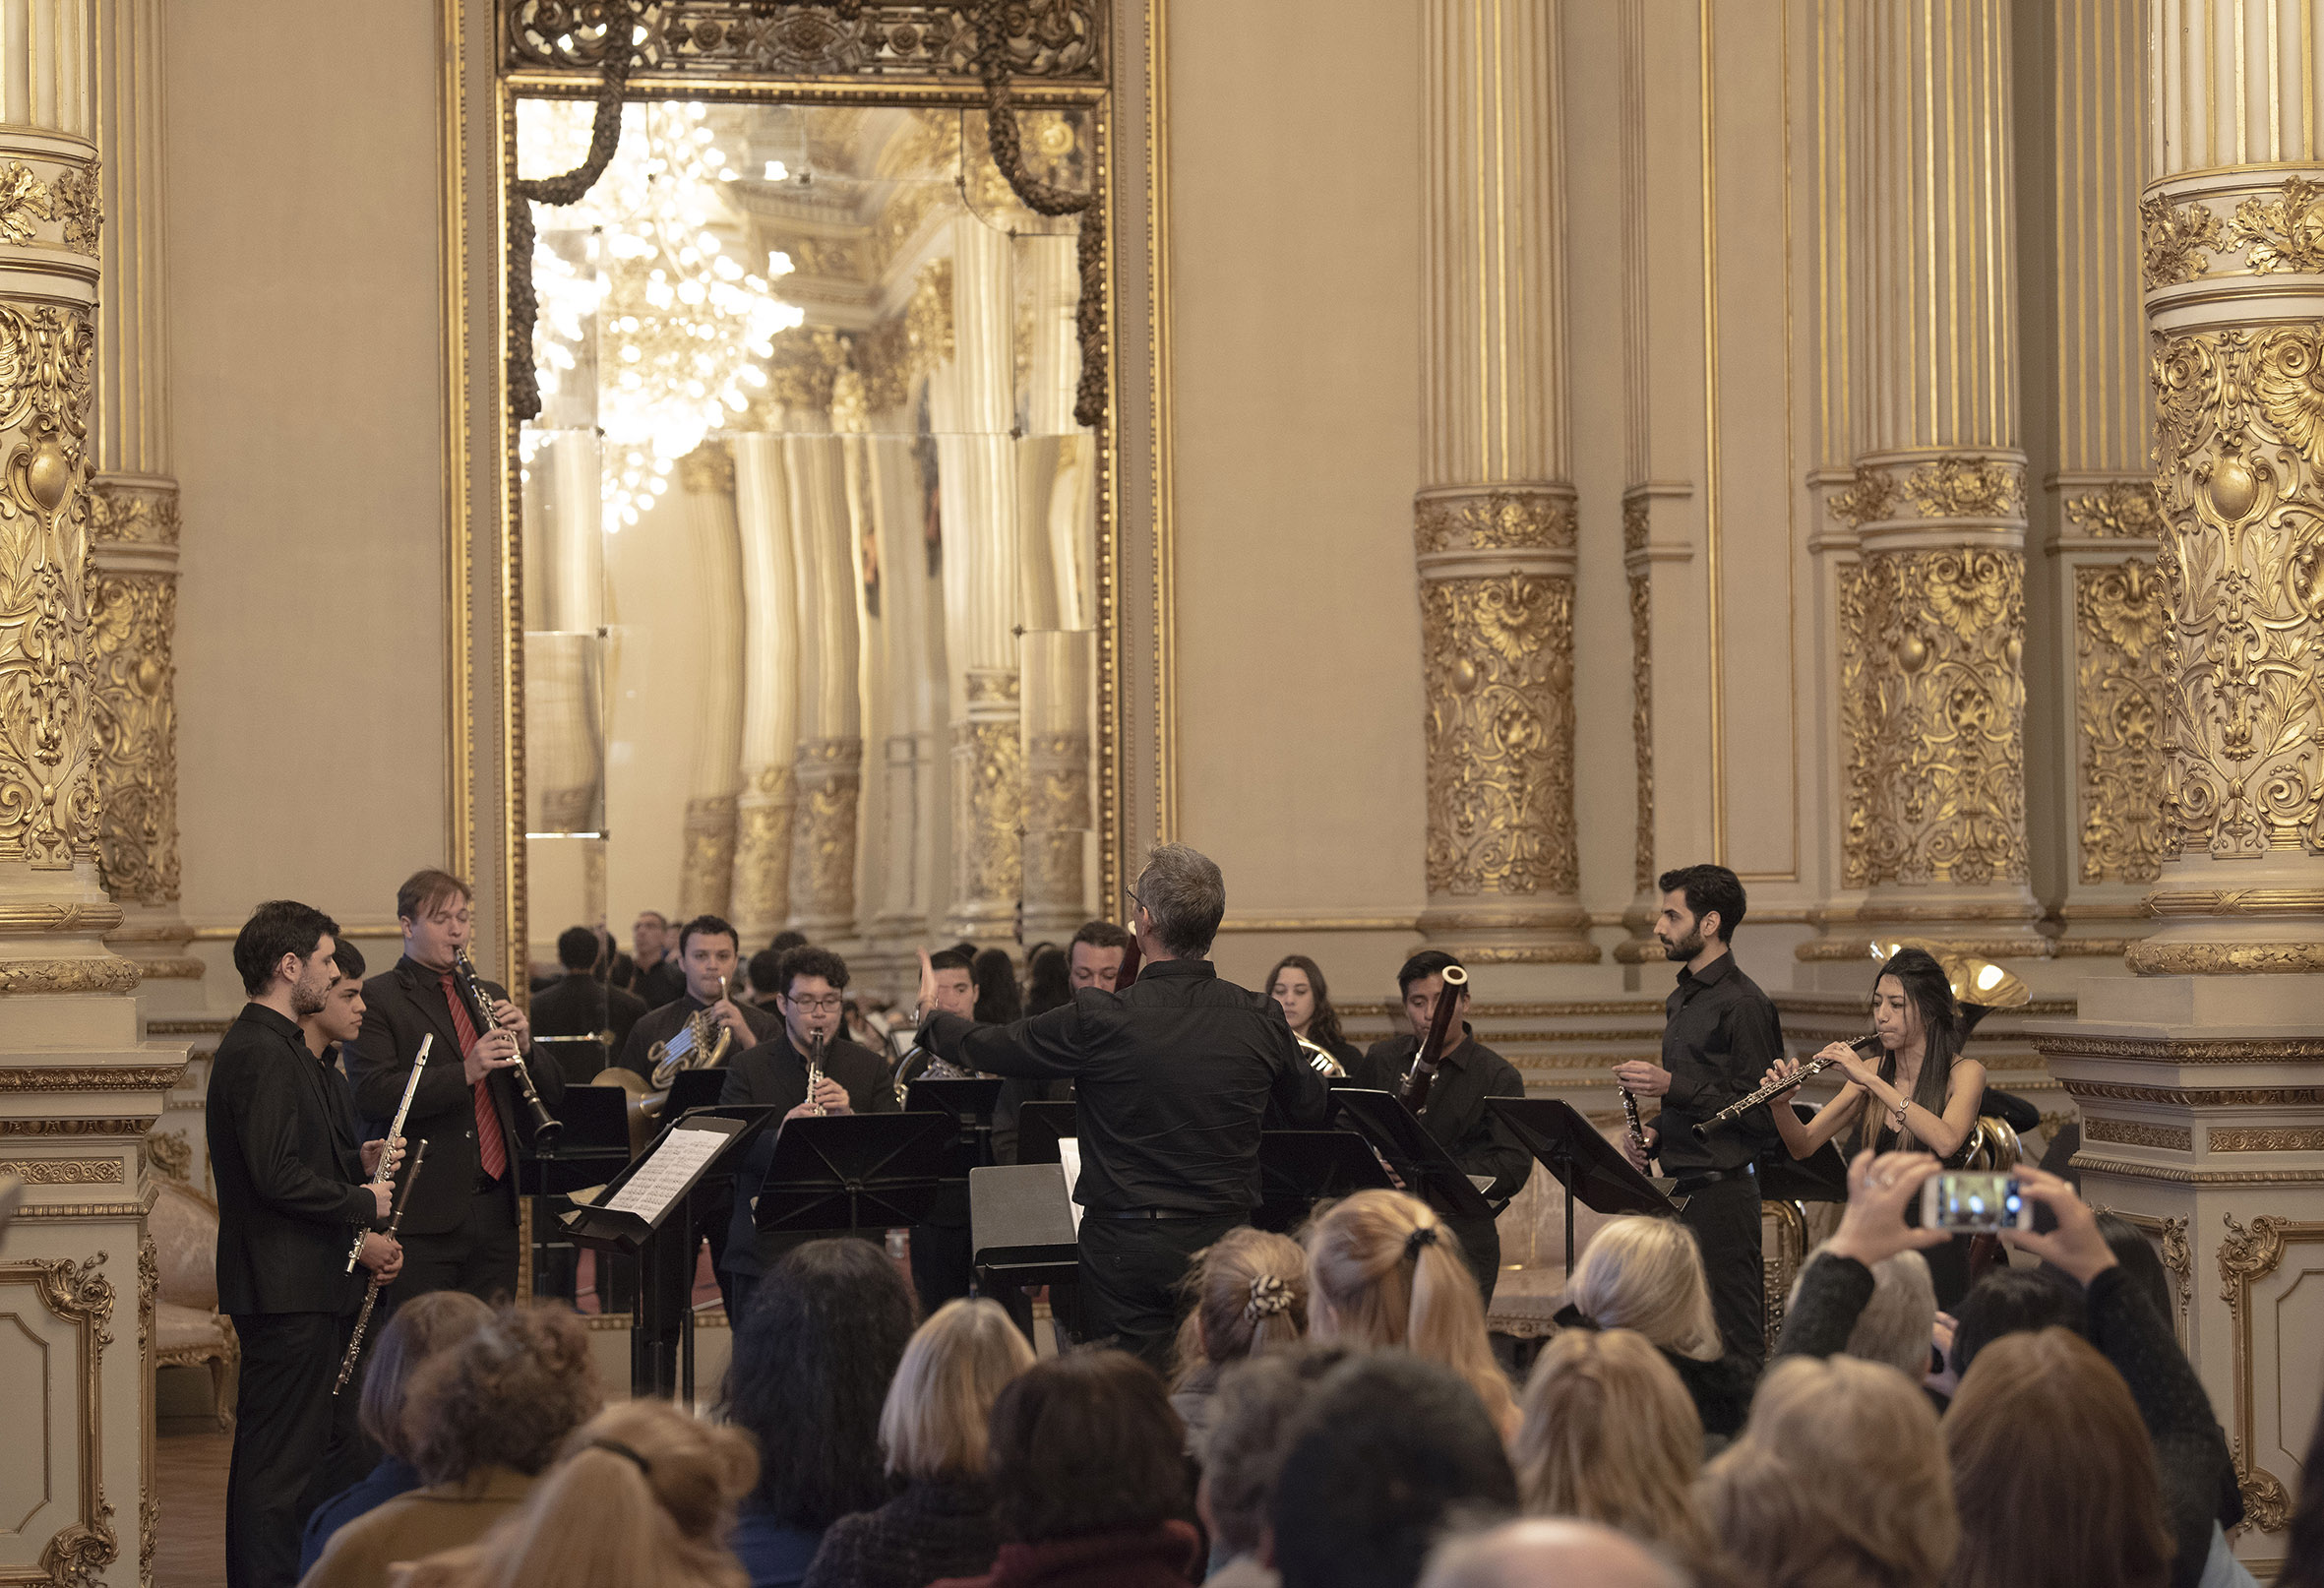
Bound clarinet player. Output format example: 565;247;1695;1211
347;868;566;1306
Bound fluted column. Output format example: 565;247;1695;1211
0;9;174;1585
1812;0;2043;962
676;442;744;919
1414;0;1592;965
730;434;801;943
784;430;863;942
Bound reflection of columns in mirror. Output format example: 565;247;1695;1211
1414;0;1592;964
521;433;605;833
785;434;864;940
1017;232;1094;631
730;434;800;943
862;434;947;938
678;442;744;919
1021;632;1090;940
1815;0;2041;962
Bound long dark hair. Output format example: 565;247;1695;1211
988;1351;1189;1544
722;1237;918;1527
1263;954;1346;1051
971;947;1023;1025
1024;945;1072;1017
1858;947;1963;1155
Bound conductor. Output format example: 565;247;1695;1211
913;843;1331;1369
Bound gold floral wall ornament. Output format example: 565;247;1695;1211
1826;466;1899;530
2074;560;2170;884
86;571;181;906
788;739;862;924
949;718;1024;906
2140;193;2223;289
730;763;798;931
1414;487;1578;556
49;162;98;257
2145;326;2324;861
678;794;737;919
1420;572;1578;897
2063;478;2165;537
2222;175;2324;275
1903;455;2028;519
1627;571;1654;893
87;482;179;546
1621;498;1648;554
1838;549;2031;888
0;161;48;244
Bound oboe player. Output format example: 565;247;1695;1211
1612;864;1784;1366
210;901;402;1588
348;869;566;1307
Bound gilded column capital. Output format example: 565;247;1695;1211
788;737;862;937
1413;484;1577;562
679;794;738;920
1825;452;2030;541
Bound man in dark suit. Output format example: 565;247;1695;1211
347;868;566;1306
209;899;402;1588
718;944;896;1320
530;924;647;1081
613;914;779;1082
613;908;686;1009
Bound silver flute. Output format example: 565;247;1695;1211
1691;1034;1883;1139
346;1034;431;1271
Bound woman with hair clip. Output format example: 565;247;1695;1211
393;1400;760;1588
1304;1189;1518;1440
1758;945;1988;1304
1168;1227;1310;1452
1263;955;1360;1074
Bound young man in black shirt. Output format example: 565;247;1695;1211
1614;863;1785;1365
1352;951;1532;1303
614;914;779;1081
530;924;646;1077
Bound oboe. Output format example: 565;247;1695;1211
1692;1034;1883;1139
334;1138;428;1396
451;947;562;1144
346;1033;431;1272
1621;1086;1651;1162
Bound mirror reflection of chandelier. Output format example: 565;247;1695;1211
519;98;804;529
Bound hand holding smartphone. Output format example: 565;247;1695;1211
1920;1171;2034;1234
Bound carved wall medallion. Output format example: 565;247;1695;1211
1413;488;1578;557
2062;478;2164;538
87;570;181;906
1838;550;2030;888
2222;176;2324;275
144;1130;191;1181
1627;570;1654;893
506;1;1107;82
2073;560;2169;884
1420;573;1578;898
2140;193;2223;289
788;738;862;925
2080;1118;2191;1151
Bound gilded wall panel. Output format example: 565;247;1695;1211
1626;569;1653;894
788;738;862;927
677;794;736;920
730;764;797;934
2073;561;2170;885
949;718;1023;910
86;570;179;907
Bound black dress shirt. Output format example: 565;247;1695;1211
922;958;1333;1216
718;1030;897;1277
531;972;648;1051
634;957;687;1011
208;1003;381;1315
615;993;782;1081
1650;951;1784;1175
1352;1028;1533;1201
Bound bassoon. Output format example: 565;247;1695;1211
1397;964;1469;1113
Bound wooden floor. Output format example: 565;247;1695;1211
155;1432;230;1588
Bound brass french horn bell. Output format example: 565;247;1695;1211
1867;938;2030;1034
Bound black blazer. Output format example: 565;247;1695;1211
207;1004;381;1315
718;1032;896;1278
346;955;568;1236
532;972;647;1049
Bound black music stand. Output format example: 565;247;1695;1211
521;1086;633;1304
1330;1089;1497;1223
969;1163;1080;1347
564;1107;773;1400
1486;1097;1677;1275
906;1077;1006;1168
665;1068;730;1118
1254;1130;1397;1233
751;1112;956;1240
1014;1100;1079;1166
532;1032;610;1084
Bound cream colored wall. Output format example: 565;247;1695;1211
165;0;447;986
1168;0;1429;999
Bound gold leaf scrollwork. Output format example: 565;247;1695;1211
1414;489;1577;557
2222;176;2324;276
2074;560;2170;884
2062;479;2164;538
1839;550;2030;888
677;794;736;919
1904;456;2028;519
0;162;48;244
1022;730;1090;909
1827;467;1898;530
2145;326;2324;861
729;763;797;933
145;1129;190;1183
2218;1212;2297;1532
50;162;98;258
1421;573;1577;897
2139;193;2223;289
788;739;862;924
950;719;1024;906
1627;571;1654;893
0;304;97;871
87;571;180;906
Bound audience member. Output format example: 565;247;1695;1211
299;1292;492;1576
1945;1266;2082;1377
299;1307;601;1588
394;1400;759;1588
1196;1345;1350;1588
1305;1190;1517;1438
744;947;785;1007
1419;1519;1688;1588
1023;946;1072;1018
1560;1215;1753;1440
1272;1353;1515;1588
970;947;1022;1026
802;1299;1035;1588
1171;1227;1310;1452
1510;1327;1713;1566
720;1239;918;1588
1697;1354;1956;1588
1787;1245;1936;1382
2281;1385;2324;1587
929;1351;1200;1588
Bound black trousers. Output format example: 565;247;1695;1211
388;1179;520;1307
1678;1174;1765;1366
1445;1213;1503;1309
909;1221;976;1313
1076;1211;1242;1373
225;1311;371;1588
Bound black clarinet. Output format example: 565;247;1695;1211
452;947;562;1144
335;1138;428;1395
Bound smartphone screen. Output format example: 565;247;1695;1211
1925;1171;2027;1233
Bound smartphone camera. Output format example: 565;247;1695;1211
1921;1171;2032;1234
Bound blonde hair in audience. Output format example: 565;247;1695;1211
1171;1226;1309;1386
878;1298;1035;1481
1512;1327;1713;1562
1304;1189;1516;1435
1565;1216;1724;1362
395;1399;759;1588
1944;1327;2171;1588
1787;1247;1936;1378
1698;1355;1957;1588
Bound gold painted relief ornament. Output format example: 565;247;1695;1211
2222;176;2324;275
87;572;181;905
1826;457;2026;529
678;794;737;919
507;1;1105;82
2218;1213;2297;1532
2145;327;2324;862
2062;478;2164;538
1414;488;1577;556
2074;561;2169;885
950;718;1024;906
2139;194;2223;289
1627;571;1654;893
88;480;181;545
0;304;98;871
0;159;99;256
788;740;862;921
1421;573;1578;897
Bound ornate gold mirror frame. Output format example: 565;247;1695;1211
439;0;1177;987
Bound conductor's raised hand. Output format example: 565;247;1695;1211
914;947;939;1023
1997;1163;2118;1284
1823;1149;1949;1267
462;1026;520;1085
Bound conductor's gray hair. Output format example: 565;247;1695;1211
1135;843;1226;959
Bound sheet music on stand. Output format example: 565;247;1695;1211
1056;1138;1086;1234
604;1127;726;1223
